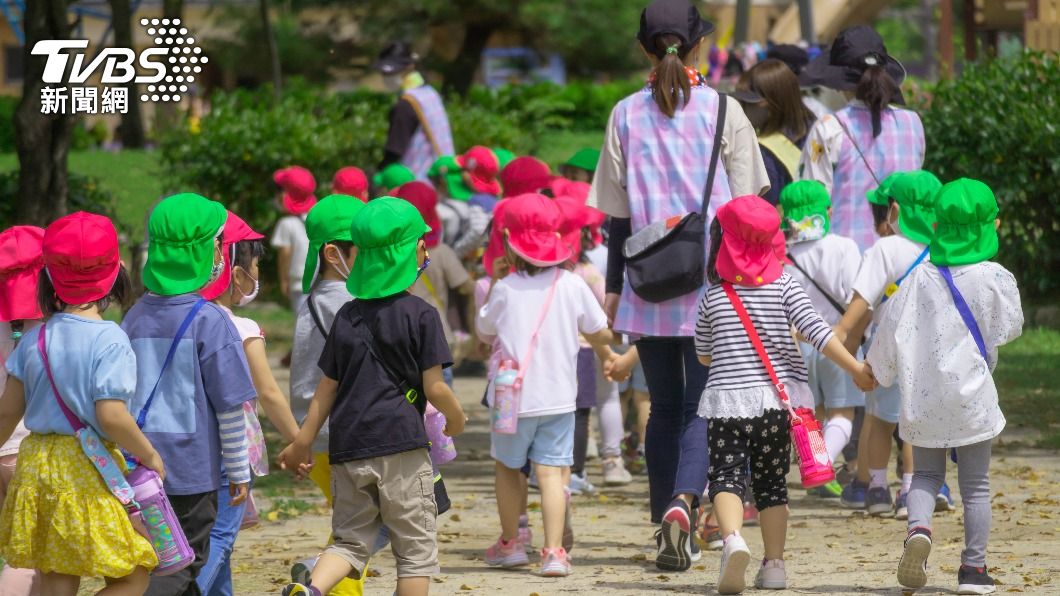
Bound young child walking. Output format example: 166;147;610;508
0;212;162;596
0;225;45;596
123;193;257;596
477;193;616;577
778;180;863;497
279;197;466;596
868;179;1023;595
272;166;318;312
197;210;301;596
694;196;874;593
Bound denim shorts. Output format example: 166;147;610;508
867;383;901;424
801;342;865;410
490;412;575;469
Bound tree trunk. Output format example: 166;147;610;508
109;0;146;148
15;0;76;226
260;0;282;99
152;0;184;137
440;21;495;96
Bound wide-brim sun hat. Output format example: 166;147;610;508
887;170;942;245
503;193;572;268
637;0;715;57
457;146;501;196
144;193;228;296
43;212;122;304
200;210;264;301
394;181;443;248
347;196;431;299
716;195;786;287
373;41;418;75
0;226;45;321
501;156;552;198
800;25;906;98
275;166;318;215
482;198;513;278
302;194;366;293
929;178;999;266
779;180;831;242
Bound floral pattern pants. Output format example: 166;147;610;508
706;409;791;510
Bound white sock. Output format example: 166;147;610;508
901;473;914;494
823;416;853;464
869;468;888;489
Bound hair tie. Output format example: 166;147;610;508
666;45;680;55
863;53;881;66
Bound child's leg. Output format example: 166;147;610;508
308;452;333;505
748;410;792;561
0;453;40;595
99;567;151;596
310;461;382;594
145;492;218;596
379;452;439;593
823;408;855;465
955;440;992;568
705;418;750;538
535;463;567;549
595;362;624;459
39;572;79;596
907;446;946;533
867;417;898;487
495;462;525;541
571;408;591;477
197;478;252;596
395;576;429;596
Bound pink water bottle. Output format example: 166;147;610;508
425;403;457;465
789;407;835;488
491;359;520;434
126;465;194;576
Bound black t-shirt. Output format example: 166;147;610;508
318;293;452;463
379;98;420;169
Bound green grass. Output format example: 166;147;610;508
536;129;604;171
994;328;1060;447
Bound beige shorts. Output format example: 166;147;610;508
326;448;439;578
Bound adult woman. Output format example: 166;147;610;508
798;25;925;252
588;0;768;573
732;58;818;205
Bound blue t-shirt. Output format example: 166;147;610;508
5;314;137;440
122;293;256;495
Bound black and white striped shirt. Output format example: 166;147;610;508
695;273;834;390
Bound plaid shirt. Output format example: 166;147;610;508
401;85;455;179
799;103;925;252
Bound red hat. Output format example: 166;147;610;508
200;210;264;301
43;212;121;304
549;178;591;203
0;226;45;322
482;198;513;278
501;156;552;198
394;181;442;248
274;166;318;215
503;193;572;267
456;146;501;196
554;196;590;264
716;195;787;287
332;167;369;202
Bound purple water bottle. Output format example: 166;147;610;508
425;403;457;465
126;465;194;576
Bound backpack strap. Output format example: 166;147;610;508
352;302;421;407
937;265;990;366
700;93;728;216
136;298;208;429
788;254;846;317
513;269;563;389
307;293;329;337
36;324;85;432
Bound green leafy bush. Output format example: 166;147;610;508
920;51;1060;298
0;171;121;233
0;96;17;153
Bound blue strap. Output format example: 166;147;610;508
938;266;990;366
136;298;208;429
881;246;929;304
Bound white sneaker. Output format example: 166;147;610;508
602;456;633;486
717;533;751;595
754;559;787;590
568;472;596;496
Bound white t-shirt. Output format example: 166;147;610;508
867;262;1023;448
477;268;607;417
851;234;928;321
786;234;861;326
270;215;309;288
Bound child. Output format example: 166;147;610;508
477;193;616;577
123;193;257;596
777;180;862;497
0;225;46;596
500;156;553;198
279;197;466;596
869;179;1022;595
371;163;416;197
271;166;318;312
833;170;946;517
197;211;301;596
0;212;162;596
559;148;600;183
332;167;369;202
694;196;874;593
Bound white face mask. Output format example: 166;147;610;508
233;269;259;307
330;253;352;280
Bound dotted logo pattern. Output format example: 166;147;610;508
137;18;207;103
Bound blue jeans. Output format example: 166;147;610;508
196;478;253;596
636;337;710;523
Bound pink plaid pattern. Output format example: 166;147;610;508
614;86;732;338
832;106;925;251
401;85;455;179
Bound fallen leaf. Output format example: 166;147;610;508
460;584;474;591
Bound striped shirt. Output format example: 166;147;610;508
695;273;834;390
218;406;251;485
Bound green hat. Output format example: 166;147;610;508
428;155;472;201
779;180;831;242
493;147;516;169
889;170;942;245
372;164;416;192
562;148;601;172
144;193;227;295
302;194;366;294
347;197;431;299
929;178;999;266
866;171;900;206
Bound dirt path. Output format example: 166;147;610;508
230;376;1060;595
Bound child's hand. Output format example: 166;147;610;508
142;450;167;483
229;482;249;506
443;414;467;438
606;349;635;383
852;361;877;392
278;441;312;480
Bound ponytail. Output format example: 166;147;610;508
856;64;901;138
650;34;691;118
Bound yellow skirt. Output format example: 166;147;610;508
0;433;158;578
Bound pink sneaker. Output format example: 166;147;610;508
743;502;760;527
485;536;529;568
540;547;572;577
517;525;533;553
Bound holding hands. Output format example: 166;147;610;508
852;361;878;392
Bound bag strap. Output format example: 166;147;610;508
307;293;329;337
36;324;86;432
419;275;444;311
720;282;801;423
882;246;929;304
700;93;728;216
835;114;881;187
937;265;990;366
353;302;420;406
514;269;563;388
402;92;443;157
136;298;207;429
787;254;846;316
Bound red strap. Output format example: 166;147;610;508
514;269;563;388
36;324;86;432
720;282;798;419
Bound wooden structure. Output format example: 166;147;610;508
1027;0;1060;51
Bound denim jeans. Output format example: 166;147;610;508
196;478;253;596
635;337;710;523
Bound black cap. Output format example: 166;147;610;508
799;25;906;92
766;44;810;74
373;41;419;75
637;0;715;58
